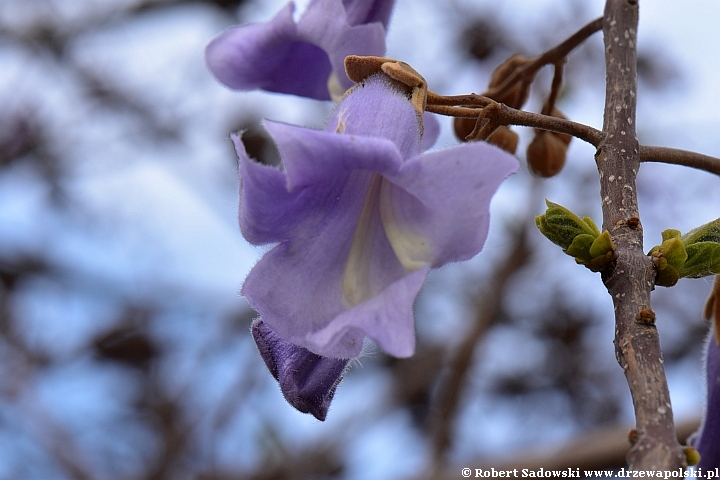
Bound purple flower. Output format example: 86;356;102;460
205;0;395;100
237;74;518;368
690;332;720;468
252;318;349;421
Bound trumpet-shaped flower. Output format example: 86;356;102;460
205;0;395;100
239;74;517;371
690;332;720;468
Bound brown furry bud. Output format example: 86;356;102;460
526;105;573;177
486;55;534;109
454;118;518;153
453;117;476;142
487;126;519;154
526;130;568;177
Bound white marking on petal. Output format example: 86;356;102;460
327;72;346;103
380;179;433;272
334;108;348;134
342;175;433;307
342;174;382;307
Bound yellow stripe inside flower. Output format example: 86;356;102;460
342;174;433;307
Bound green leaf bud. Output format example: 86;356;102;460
584;249;615;273
648;235;687;287
535;200;614;272
682;217;720;245
535;200;598;250
676;218;720;278
684;446;701;467
679;242;720;278
650;236;688;271
565;234;595;260
583;216;601;237
649;218;720;286
661;229;681;242
589;231;614;259
654;264;680;287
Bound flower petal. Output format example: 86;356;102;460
242;166;409;358
383;142;519;267
690;334;720;468
342;0;395;27
205;3;332;100
234;75;421;244
265;120;405;190
233;134;317;245
251;318;349;421
325;74;422;157
205;0;389;100
421;112;440;151
298;0;387;92
307;267;428;357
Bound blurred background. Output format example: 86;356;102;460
0;0;719;478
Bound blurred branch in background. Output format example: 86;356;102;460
433;417;700;478
429;188;534;470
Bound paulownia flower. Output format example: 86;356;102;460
236;74;518;418
205;0;395;100
690;331;720;468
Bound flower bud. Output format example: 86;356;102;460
453;116;476;142
454;119;519;154
526;130;568;177
487;126;519;154
251;319;350;421
486;54;534;109
526;106;572;177
455;54;535;145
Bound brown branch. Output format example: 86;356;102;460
488;17;604;102
428;98;720;177
427;100;605;146
495;104;604;146
426;91;492;107
425;104;484;118
640;145;720;176
597;0;684;469
542;61;565;116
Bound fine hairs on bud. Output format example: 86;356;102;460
526;107;572;177
453;118;518;154
454;54;533;148
487;126;519;154
485;54;534;109
527;130;568;177
453;116;476;142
